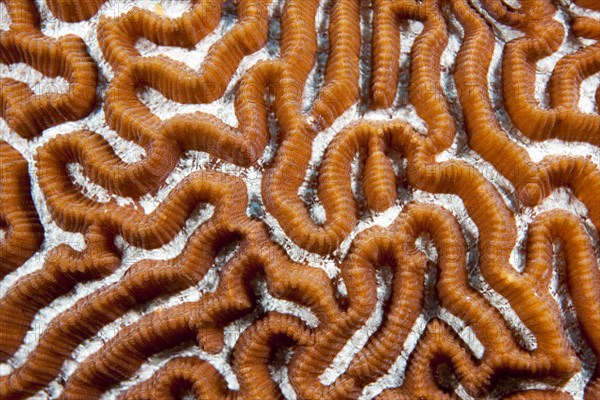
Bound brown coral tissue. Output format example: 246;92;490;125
1;0;599;398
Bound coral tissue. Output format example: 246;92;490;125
0;0;598;399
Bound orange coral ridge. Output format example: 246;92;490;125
0;0;598;399
0;0;97;138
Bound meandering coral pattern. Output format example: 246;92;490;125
0;0;599;398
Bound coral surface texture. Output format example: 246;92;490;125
0;0;599;399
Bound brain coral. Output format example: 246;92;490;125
0;0;599;399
